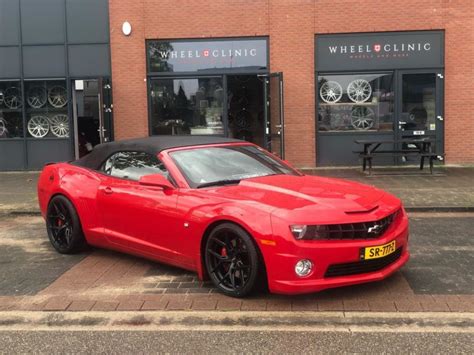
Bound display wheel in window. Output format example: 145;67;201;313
49;114;69;138
235;109;252;129
319;81;343;103
0;118;6;137
28;115;50;138
347;79;372;103
27;86;48;108
4;87;22;109
48;86;68;108
0;91;4;106
351;106;375;130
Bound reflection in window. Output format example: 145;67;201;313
150;78;224;135
401;73;436;131
24;80;69;139
0;81;23;139
318;73;394;132
105;151;169;181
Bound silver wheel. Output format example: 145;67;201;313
48;86;68;108
27;86;47;108
49;114;69;138
28;115;50;138
320;81;343;103
4;87;22;109
351;106;375;130
347;79;372;103
0;91;4;106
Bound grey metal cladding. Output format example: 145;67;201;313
0;0;20;45
26;139;72;169
23;45;66;77
0;141;25;170
0;47;21;78
68;44;110;77
20;0;65;44
66;0;109;44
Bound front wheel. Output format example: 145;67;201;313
46;195;87;254
205;223;261;298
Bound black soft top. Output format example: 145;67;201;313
71;135;243;170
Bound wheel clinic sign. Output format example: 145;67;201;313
147;38;268;73
316;31;444;71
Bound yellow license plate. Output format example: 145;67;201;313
361;240;396;260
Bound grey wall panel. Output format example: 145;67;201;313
317;133;395;166
66;0;109;44
20;0;65;44
0;0;20;45
23;45;66;78
0;47;21;78
68;44;110;77
0;141;26;170
26;139;72;169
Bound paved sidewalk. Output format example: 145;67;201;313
1;167;473;214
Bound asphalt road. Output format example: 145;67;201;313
0;329;472;354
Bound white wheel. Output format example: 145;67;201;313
351;106;375;130
49;114;69;138
0;91;4;106
347;79;372;103
4;87;22;109
0;119;6;136
320;81;343;103
48;86;68;108
27;86;47;108
28;115;50;138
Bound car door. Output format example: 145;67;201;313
97;151;184;263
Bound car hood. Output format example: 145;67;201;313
201;175;400;223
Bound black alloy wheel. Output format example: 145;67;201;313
46;195;87;254
205;223;260;297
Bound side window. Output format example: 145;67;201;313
102;151;169;181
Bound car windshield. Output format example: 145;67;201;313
170;145;300;188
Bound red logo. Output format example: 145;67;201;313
374;44;381;52
203;50;210;57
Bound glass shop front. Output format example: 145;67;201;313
146;37;285;157
316;31;445;166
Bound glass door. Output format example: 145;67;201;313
397;70;444;160
263;72;285;158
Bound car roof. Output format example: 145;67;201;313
71;135;244;170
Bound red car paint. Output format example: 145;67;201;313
37;142;409;295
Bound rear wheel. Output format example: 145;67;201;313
46;195;87;254
205;223;260;298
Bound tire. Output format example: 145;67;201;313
204;223;261;298
46;195;87;254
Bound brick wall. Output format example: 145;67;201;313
109;0;474;166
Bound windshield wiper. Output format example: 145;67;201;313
196;179;241;189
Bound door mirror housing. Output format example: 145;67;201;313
139;174;174;190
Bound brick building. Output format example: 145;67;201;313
0;0;473;170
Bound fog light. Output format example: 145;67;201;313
295;259;313;277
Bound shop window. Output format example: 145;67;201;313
24;80;69;139
0;80;23;139
150;78;224;135
318;73;394;132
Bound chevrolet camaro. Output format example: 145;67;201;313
37;136;409;297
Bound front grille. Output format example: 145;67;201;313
324;247;403;278
308;210;398;240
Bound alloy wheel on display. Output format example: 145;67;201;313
347;79;372;103
351;106;375;130
27;86;48;108
320;81;343;103
49;114;70;138
0;119;6;136
28;115;50;138
48;86;68;108
4;87;22;109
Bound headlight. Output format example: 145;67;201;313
290;225;330;240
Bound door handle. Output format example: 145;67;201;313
103;186;113;195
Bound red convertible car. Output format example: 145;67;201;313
38;136;409;297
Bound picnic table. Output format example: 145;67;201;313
354;137;442;174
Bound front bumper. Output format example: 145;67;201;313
263;211;410;295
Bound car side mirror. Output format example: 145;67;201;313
139;174;174;190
